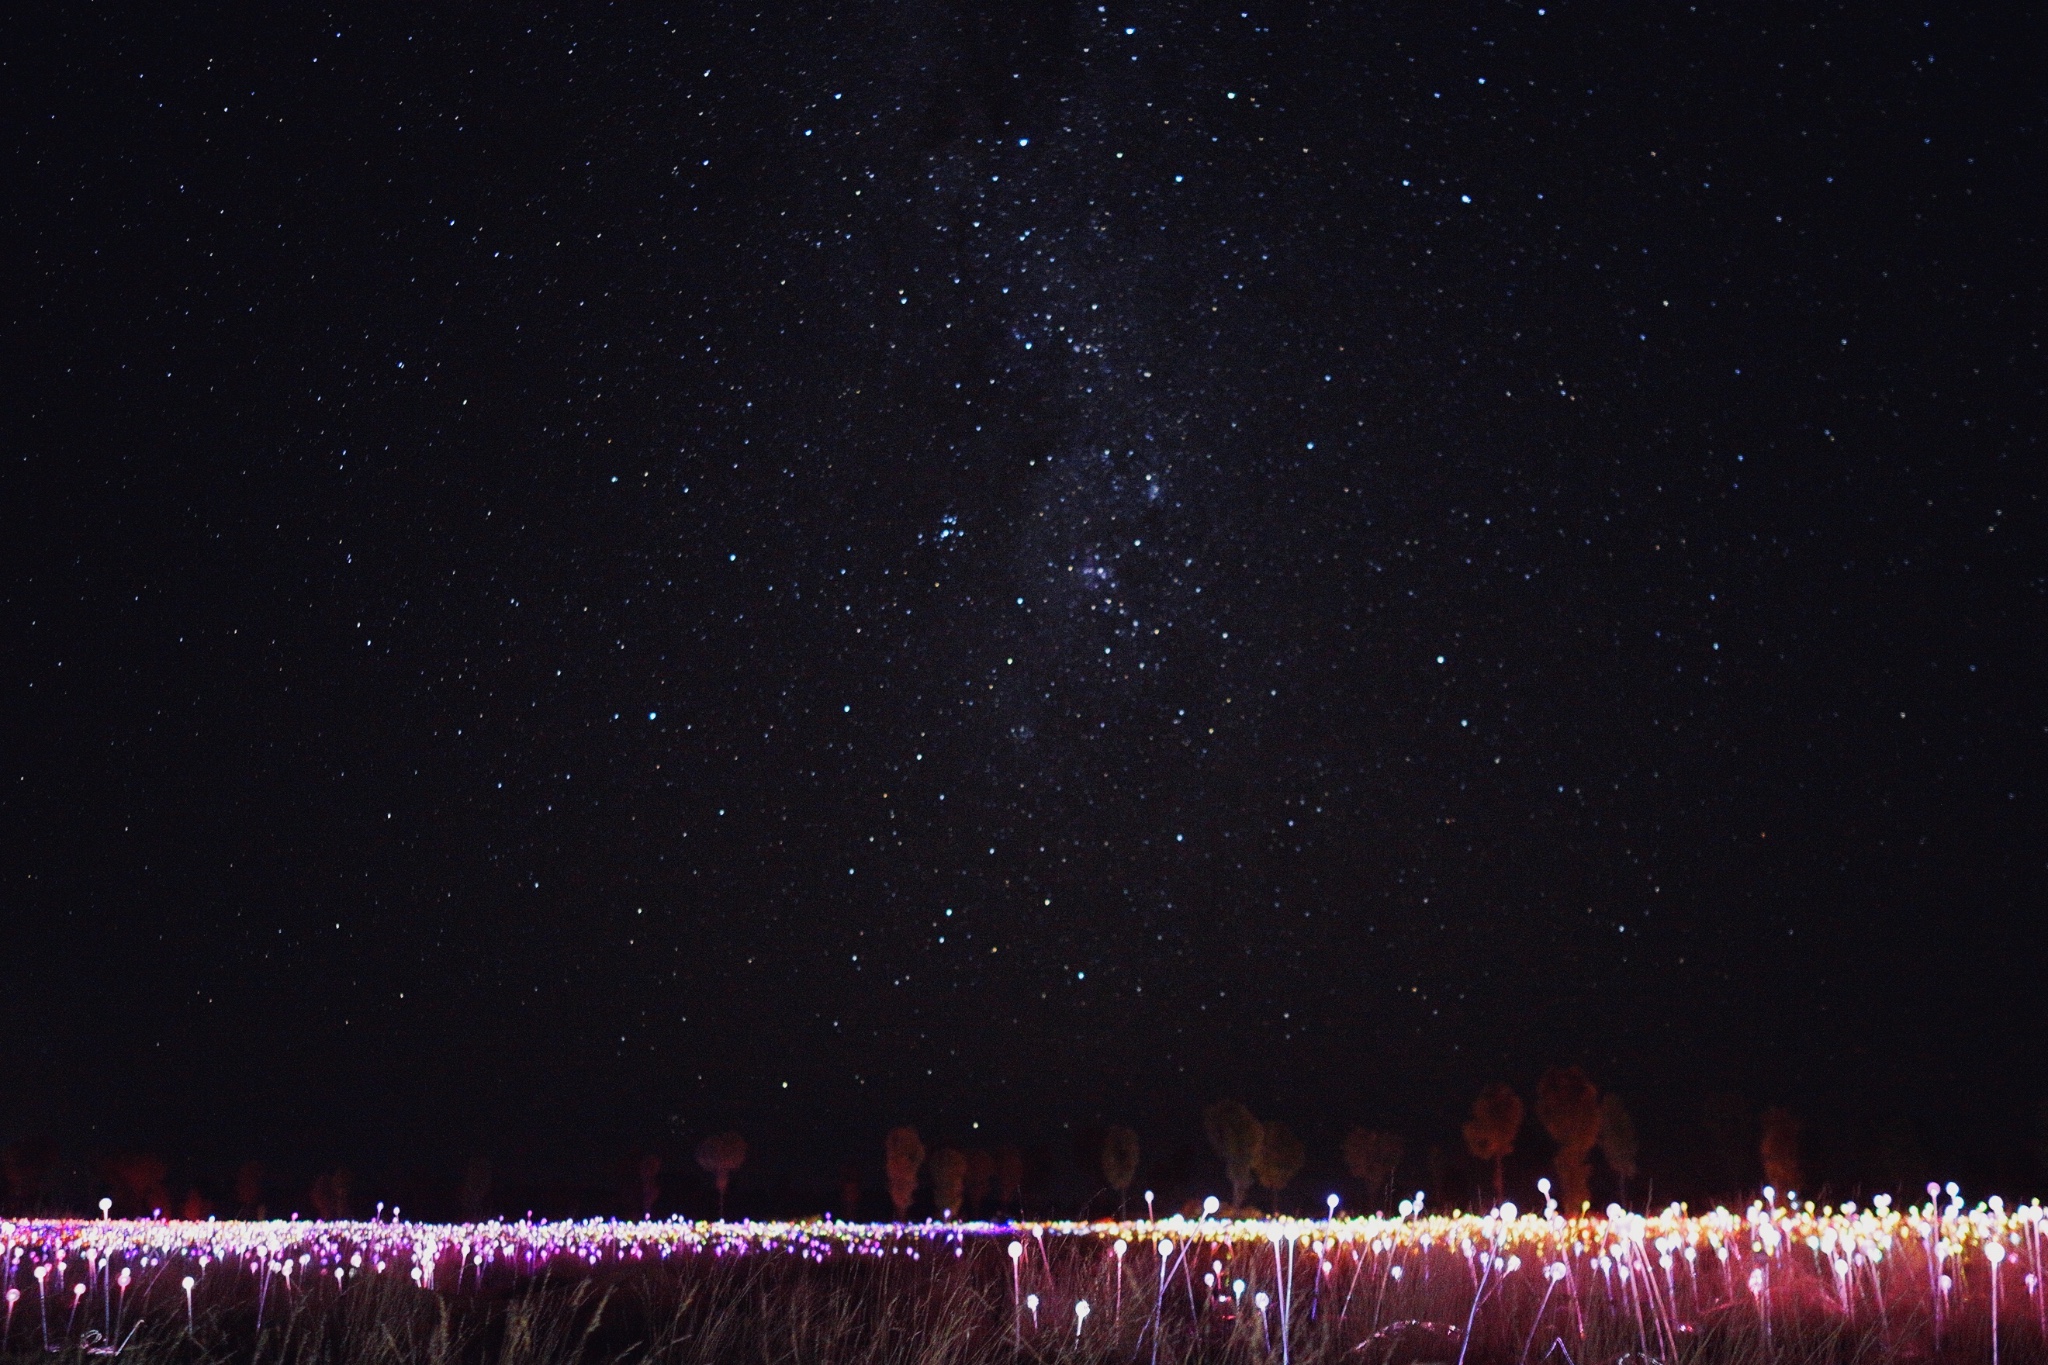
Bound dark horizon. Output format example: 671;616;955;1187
4;1082;2035;1227
4;2;2040;1220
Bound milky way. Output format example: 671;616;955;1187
6;3;2036;1190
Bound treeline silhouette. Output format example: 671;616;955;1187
5;1074;2040;1221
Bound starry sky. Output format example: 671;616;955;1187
5;3;2042;1203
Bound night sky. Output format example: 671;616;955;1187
6;3;2042;1209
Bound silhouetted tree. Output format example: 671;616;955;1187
1100;1126;1140;1212
1427;1143;1451;1203
885;1126;925;1219
1341;1128;1404;1211
695;1132;748;1217
308;1168;352;1219
459;1158;493;1220
1203;1101;1264;1208
929;1148;967;1218
995;1144;1024;1213
1535;1067;1601;1214
1461;1083;1525;1205
1701;1093;1754;1196
1598;1094;1639;1206
1252;1122;1304;1212
637;1153;662;1217
964;1149;995;1216
99;1153;169;1217
1759;1107;1803;1196
2;1140;60;1214
836;1161;862;1218
1874;1120;1927;1197
234;1160;265;1219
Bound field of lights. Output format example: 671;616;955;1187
2;1192;2042;1364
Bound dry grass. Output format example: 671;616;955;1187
0;1213;2031;1365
